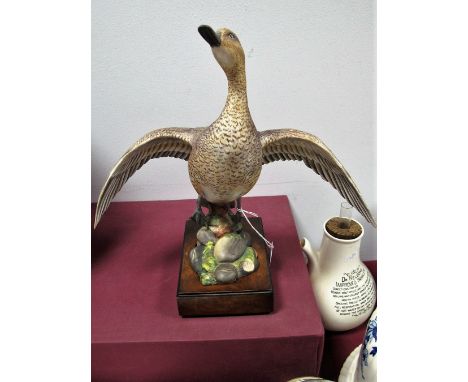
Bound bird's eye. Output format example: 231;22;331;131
228;33;237;40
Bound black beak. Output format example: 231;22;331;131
198;25;221;47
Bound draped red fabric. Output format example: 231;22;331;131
92;196;325;381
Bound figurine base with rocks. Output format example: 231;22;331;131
189;205;259;285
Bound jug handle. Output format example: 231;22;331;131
300;237;319;271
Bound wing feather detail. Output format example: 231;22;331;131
94;127;202;228
260;129;376;227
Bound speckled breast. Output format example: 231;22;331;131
188;126;262;205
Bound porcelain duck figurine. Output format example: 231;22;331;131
94;25;376;229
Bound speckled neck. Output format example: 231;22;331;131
221;63;251;120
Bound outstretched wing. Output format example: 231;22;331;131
260;129;376;227
94;127;203;228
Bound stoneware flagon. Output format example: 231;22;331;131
301;219;376;331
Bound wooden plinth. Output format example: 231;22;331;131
177;217;274;317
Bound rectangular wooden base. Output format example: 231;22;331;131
177;217;274;317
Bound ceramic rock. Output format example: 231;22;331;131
196;227;217;245
189;245;205;273
239;230;252;246
214;263;238;283
234;247;259;277
214;233;247;263
240;259;255;273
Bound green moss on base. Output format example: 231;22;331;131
200;272;217;285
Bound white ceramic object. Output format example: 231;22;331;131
338;344;361;382
288;378;333;382
339;308;378;382
356;308;377;381
302;219;376;331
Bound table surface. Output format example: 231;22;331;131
92;196;376;381
92;195;325;381
92;195;323;343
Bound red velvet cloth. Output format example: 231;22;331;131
319;261;377;381
92;196;324;382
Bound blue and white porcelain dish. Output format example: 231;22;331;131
339;308;377;382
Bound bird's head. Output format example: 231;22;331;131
198;25;245;77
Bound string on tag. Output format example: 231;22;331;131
237;208;274;264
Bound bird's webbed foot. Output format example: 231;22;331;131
190;196;209;226
190;210;204;225
231;197;243;224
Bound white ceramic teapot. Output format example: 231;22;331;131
301;216;376;331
